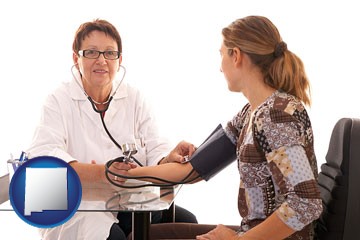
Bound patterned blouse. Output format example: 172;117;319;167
225;91;323;239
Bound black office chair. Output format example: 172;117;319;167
315;118;360;240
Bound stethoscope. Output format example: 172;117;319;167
71;64;143;167
71;64;126;114
71;64;200;188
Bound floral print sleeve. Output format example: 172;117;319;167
253;92;322;231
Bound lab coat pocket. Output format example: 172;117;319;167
133;138;146;166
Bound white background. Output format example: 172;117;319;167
1;0;359;239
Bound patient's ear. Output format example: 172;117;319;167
232;47;242;66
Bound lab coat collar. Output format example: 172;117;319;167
69;72;129;132
69;71;128;102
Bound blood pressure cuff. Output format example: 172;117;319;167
189;124;237;181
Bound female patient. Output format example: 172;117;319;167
127;15;323;240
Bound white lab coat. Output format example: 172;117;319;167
27;74;172;240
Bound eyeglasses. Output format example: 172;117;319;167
78;49;121;60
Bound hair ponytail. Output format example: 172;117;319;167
222;16;311;106
268;49;311;106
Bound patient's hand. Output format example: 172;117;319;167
196;224;239;240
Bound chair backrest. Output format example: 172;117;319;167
0;173;9;204
316;118;360;240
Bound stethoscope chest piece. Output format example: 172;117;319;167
121;143;138;156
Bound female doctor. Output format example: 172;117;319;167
26;19;196;240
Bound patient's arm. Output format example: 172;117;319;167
127;140;201;184
128;162;201;184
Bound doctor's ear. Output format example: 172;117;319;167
73;52;80;69
118;54;123;71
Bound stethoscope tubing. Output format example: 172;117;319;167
71;64;200;188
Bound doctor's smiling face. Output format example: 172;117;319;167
73;30;122;100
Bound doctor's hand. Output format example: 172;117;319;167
107;160;137;183
161;140;197;164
